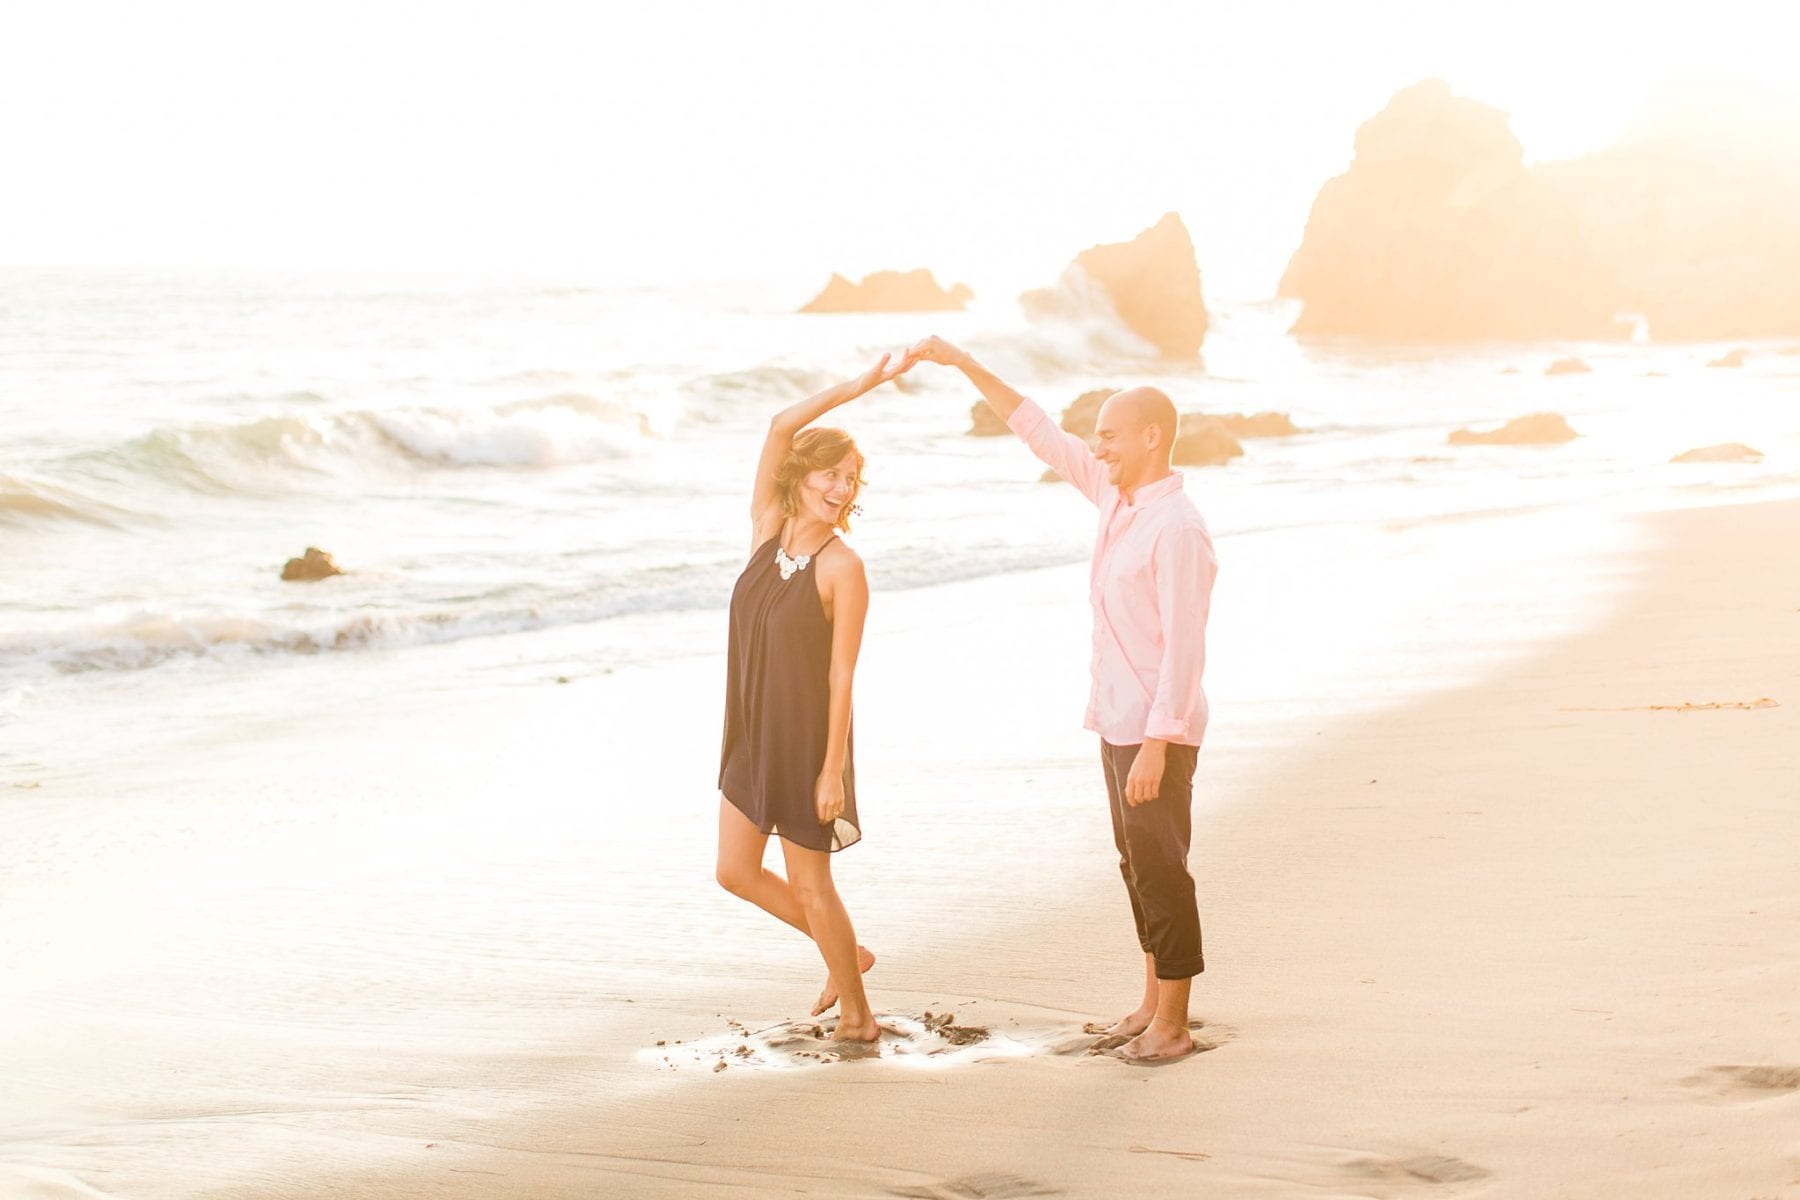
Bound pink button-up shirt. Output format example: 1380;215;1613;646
1009;397;1218;748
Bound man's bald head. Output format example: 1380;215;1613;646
1093;386;1180;494
1099;387;1179;460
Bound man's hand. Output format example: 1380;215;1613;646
815;770;847;825
1125;740;1167;806
906;335;972;370
907;334;1030;427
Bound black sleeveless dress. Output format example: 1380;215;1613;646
718;533;860;852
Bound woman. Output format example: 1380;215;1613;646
715;351;912;1043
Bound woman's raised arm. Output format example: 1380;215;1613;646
750;352;912;524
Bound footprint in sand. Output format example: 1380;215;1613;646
887;1173;1060;1199
1340;1153;1492;1186
1681;1064;1800;1102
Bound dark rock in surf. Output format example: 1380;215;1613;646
1172;417;1244;466
281;547;345;582
968;401;1010;436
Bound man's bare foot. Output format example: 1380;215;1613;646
830;1013;881;1043
811;945;876;1016
1083;1006;1155;1038
1116;1020;1195;1065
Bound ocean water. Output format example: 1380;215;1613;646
2;266;1798;770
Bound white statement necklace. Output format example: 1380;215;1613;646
775;545;811;581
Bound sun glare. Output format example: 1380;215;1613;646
0;0;1794;298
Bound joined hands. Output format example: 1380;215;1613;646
850;335;974;397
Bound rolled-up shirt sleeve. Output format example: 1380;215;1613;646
1145;522;1218;744
1005;397;1105;505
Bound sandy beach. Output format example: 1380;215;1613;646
6;495;1783;1199
434;503;1798;1200
442;501;1799;1199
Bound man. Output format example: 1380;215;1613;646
909;336;1218;1063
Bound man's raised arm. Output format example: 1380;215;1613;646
908;336;1105;504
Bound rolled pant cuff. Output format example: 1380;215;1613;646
1154;954;1204;981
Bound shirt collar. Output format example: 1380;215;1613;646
1123;470;1184;507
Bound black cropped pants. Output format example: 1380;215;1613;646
1100;739;1204;980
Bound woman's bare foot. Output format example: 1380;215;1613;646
830;1013;881;1043
1116;1019;1195;1064
811;944;876;1016
1083;1005;1156;1039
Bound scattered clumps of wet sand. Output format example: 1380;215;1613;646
644;1011;1235;1073
922;1010;989;1046
646;1012;1007;1072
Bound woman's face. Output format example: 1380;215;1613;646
797;450;861;526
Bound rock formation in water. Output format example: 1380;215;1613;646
968;401;1010;436
1060;389;1116;441
1023;215;1209;358
1036;390;1289;457
800;269;972;313
1537;77;1800;341
1172;416;1244;466
281;547;344;581
1282;78;1800;341
1545;357;1593;376
1670;443;1762;463
1280;81;1619;340
1210;412;1302;437
1447;414;1578;445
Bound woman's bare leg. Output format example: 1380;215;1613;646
715;797;809;933
779;838;877;1042
811;945;876;1017
716;798;873;1013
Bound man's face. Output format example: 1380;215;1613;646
1094;394;1153;487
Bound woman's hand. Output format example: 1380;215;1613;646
753;349;914;525
906;335;972;370
815;770;847;825
849;350;915;397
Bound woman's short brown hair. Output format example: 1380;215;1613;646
775;427;864;533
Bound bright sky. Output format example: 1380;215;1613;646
2;0;1793;299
